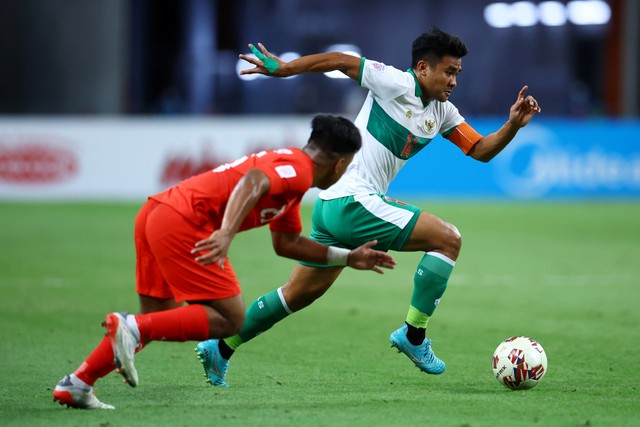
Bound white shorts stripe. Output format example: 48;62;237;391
353;194;414;229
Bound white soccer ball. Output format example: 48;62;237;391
492;336;547;390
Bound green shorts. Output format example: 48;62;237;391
300;194;422;267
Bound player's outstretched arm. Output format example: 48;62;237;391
271;233;395;274
467;86;541;163
239;42;361;80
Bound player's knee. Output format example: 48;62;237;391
446;222;462;258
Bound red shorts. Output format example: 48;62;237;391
134;199;242;303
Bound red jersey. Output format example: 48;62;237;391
151;148;314;234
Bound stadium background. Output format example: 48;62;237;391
0;0;638;201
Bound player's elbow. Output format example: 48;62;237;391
468;149;493;163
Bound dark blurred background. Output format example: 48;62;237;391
0;0;637;117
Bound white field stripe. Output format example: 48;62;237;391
277;286;293;314
426;251;456;267
353;194;414;229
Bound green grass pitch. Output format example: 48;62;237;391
0;201;638;426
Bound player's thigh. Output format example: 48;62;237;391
135;199;175;300
145;203;242;303
402;211;461;257
313;195;421;251
281;263;344;312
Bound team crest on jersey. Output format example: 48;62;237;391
405;110;413;119
419;114;438;136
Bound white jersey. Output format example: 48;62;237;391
319;58;466;200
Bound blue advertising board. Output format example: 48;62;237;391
388;119;640;200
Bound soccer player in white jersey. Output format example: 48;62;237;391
195;26;541;386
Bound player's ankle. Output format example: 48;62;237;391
218;339;235;360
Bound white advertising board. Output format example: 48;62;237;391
0;117;313;200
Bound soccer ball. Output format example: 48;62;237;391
492;336;547;390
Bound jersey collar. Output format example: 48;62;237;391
407;68;430;107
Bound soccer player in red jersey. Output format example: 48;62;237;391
53;115;395;409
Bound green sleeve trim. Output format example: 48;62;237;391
357;57;366;86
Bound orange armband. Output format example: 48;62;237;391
446;122;483;155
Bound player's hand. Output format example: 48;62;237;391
238;43;286;77
346;240;396;274
508;85;541;128
192;230;233;269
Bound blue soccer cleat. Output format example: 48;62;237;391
389;324;446;374
195;339;230;387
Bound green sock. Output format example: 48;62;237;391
405;252;455;328
223;288;292;351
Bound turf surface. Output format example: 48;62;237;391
0;201;638;426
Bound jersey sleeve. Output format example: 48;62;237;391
359;58;413;101
268;197;303;234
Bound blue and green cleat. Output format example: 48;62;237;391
195;339;230;387
389;324;446;374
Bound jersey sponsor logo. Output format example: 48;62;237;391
275;164;297;179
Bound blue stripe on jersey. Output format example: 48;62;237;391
366;99;433;160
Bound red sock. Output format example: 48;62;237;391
74;336;115;386
136;304;210;342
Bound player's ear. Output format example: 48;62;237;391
333;153;354;175
417;59;429;75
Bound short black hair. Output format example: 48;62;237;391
411;26;468;68
308;114;361;155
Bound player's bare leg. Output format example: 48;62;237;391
390;211;461;374
280;264;345;311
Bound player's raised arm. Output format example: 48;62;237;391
466;85;541;163
239;42;362;80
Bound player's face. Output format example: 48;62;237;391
422;55;462;102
